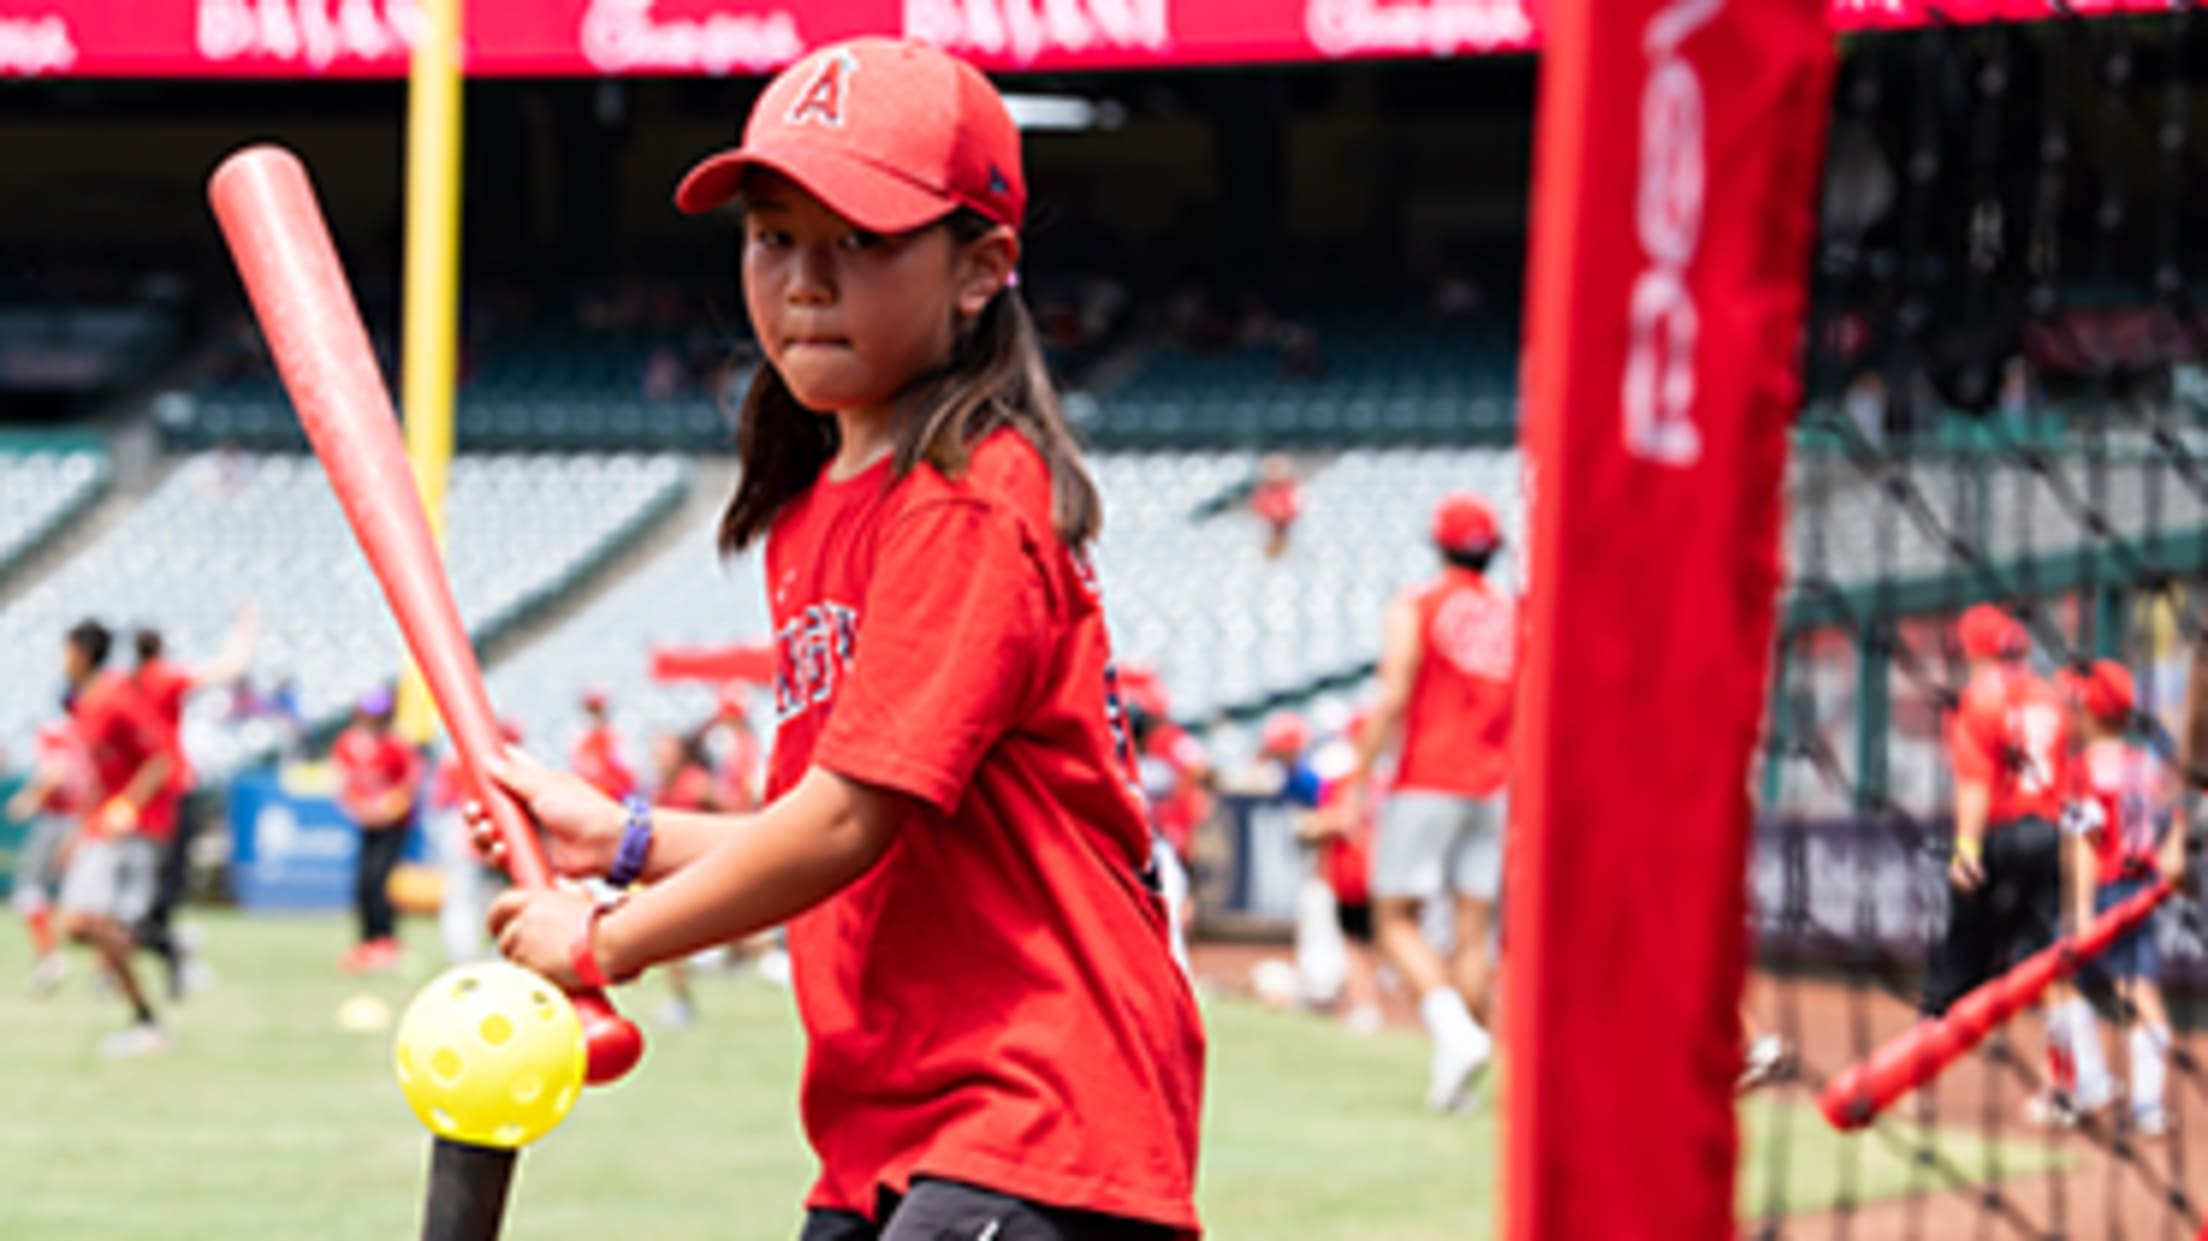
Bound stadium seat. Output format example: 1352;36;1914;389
0;452;689;779
0;446;109;581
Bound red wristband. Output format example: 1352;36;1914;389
569;902;616;990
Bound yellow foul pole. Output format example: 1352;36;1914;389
396;0;463;747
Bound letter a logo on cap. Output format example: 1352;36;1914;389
785;48;859;129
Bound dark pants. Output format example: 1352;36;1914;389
356;822;409;944
1922;816;2062;1017
139;794;200;948
801;1179;1178;1241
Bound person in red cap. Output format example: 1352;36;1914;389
472;37;1202;1240
331;686;424;974
1331;491;1511;1113
569;687;637;802
1929;604;2091;1104
2062;658;2185;1136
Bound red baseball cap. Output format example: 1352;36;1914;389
581;686;610;711
716;681;749;721
1259;711;1309;759
2053;664;2090;707
1118;662;1169;719
1955;604;2028;661
674;37;1026;235
2081;660;2136;723
1431;493;1500;555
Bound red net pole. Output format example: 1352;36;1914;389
1505;0;1832;1235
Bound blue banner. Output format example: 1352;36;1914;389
228;768;425;911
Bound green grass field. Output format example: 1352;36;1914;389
0;913;2055;1239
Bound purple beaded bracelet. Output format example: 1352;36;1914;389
605;794;654;889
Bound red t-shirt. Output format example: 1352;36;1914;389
1317;775;1377;907
1250;478;1302;529
31;719;88;818
569;726;636;801
1949;664;2071;827
331;727;424;830
70;672;172;842
2072;738;2166;885
714;727;762;813
660;764;717;814
1396;568;1515;797
1144;723;1211;860
134;659;197;834
764;432;1204;1232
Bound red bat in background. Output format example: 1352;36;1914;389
209;144;642;1087
1817;876;2172;1131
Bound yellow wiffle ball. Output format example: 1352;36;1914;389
392;961;585;1149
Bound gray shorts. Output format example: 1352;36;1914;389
58;836;158;925
1373;791;1505;902
11;814;73;909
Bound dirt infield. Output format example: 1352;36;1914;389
1188;941;2206;1238
1754;972;2205;1239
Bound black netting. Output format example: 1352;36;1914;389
1750;13;2208;1238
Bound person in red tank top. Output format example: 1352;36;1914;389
470;39;1202;1240
129;606;258;996
51;620;175;1056
1330;492;1510;1114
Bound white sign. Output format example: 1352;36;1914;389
581;0;805;76
1305;0;1532;59
196;0;419;69
0;13;75;76
906;0;1170;67
1621;0;1719;467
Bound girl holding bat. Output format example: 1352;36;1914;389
474;37;1204;1241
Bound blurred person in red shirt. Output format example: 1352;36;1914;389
709;683;764;813
6;716;89;995
1935;606;2098;1126
426;718;522;965
2061;659;2184;1135
1249;454;1303;561
1300;710;1385;1035
53;619;175;1056
570;687;637;801
129;605;258;997
1929;606;2071;1011
650;728;726;1028
331;687;423;973
1122;663;1207;969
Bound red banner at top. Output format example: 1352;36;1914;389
0;0;2173;79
